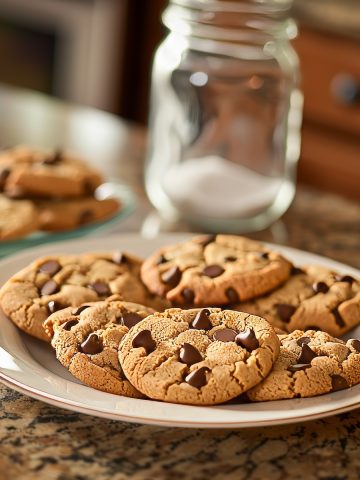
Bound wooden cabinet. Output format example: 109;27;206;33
293;27;360;200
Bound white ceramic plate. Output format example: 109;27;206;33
0;234;359;428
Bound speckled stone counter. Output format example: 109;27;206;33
0;85;360;480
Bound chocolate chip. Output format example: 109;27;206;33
185;367;209;388
288;363;311;372
42;149;63;165
349;339;360;353
132;330;156;354
40;280;59;296
332;307;345;328
80;333;103;354
161;266;181;287
179;343;203;365
72;305;90;316
38;260;61;276
156;254;168;265
213;328;237;342
195;234;216;247
88;281;111;296
225;256;237;262
191;309;212;330
291;266;305;275
48;300;65;314
235;328;259;351
336;275;355;284
78;209;94;225
182;288;194;303
296;336;311;347
305;325;320;331
122;312;143;329
63;319;79;331
260;252;269;259
0;168;10;188
112;251;127;264
202;265;224;278
225;287;239;303
298;344;317;364
275;303;296;323
312;281;329;294
331;375;349;392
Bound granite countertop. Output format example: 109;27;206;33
0;85;360;480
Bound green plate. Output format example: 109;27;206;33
0;182;136;258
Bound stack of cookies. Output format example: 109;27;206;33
0;146;120;241
0;234;359;405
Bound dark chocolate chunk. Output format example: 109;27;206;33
195;234;216;247
225;256;237;262
312;281;329;294
213;328;237;343
296;336;311;347
332;307;345;328
225;287;239;303
331;375;349;392
179;343;203;365
48;300;64;314
288;363;311;372
40;280;59;296
191;309;212;330
182;288;195;303
336;275;355;284
202;265;224;278
88;281;111;296
161;266;181;287
78;209;94;225
122;312;143;329
260;252;269;259
80;333;103;354
72;305;91;316
291;266;305;275
63;319;79;331
275;303;296;323
39;260;61;276
156;254;168;265
132;330;156;354
235;328;259;351
185;367;209;388
349;339;360;353
0;168;10;188
298;344;317;364
112;251;127;265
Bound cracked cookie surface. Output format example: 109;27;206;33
235;265;360;337
0;252;169;342
50;299;154;397
247;329;360;401
0;194;39;240
119;308;280;405
141;234;292;306
0;145;103;198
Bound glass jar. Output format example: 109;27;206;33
145;0;303;232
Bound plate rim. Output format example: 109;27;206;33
0;232;359;428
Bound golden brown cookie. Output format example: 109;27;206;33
119;307;280;405
141;234;292;306
0;252;169;342
50;299;154;397
235;265;360;337
0;194;39;241
247;329;360;401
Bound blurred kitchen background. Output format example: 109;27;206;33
0;0;358;200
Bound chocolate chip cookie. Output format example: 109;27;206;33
119;308;280;405
247;329;360;401
141;235;292;306
235;265;360;337
50;298;154;397
0;194;39;240
0;146;103;198
36;197;120;231
0;252;169;342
